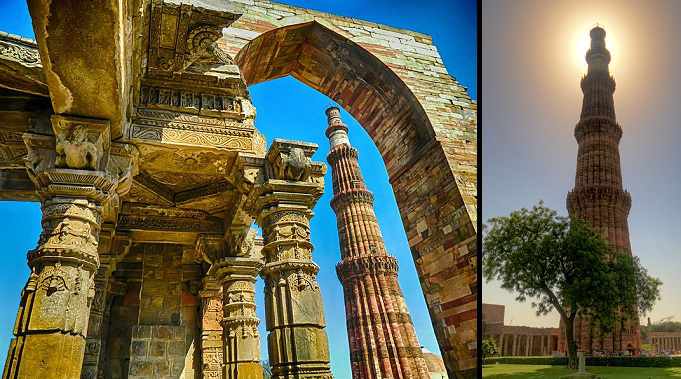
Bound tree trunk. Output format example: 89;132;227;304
619;316;624;353
563;314;578;369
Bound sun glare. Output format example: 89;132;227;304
572;22;620;76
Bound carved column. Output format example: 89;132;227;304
81;262;111;379
199;277;225;379
3;116;135;379
81;224;113;379
214;258;263;379
255;140;333;379
82;232;131;379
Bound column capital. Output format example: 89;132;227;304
199;276;222;299
22;115;139;203
212;256;263;283
251;140;326;219
265;139;326;184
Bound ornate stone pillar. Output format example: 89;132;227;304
81;225;128;379
254;140;333;379
199;277;225;379
3;116;135;379
81;261;111;379
214;257;263;379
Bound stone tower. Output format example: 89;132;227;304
325;107;430;379
563;26;640;354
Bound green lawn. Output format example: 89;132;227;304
483;364;681;378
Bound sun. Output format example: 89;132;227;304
572;22;619;76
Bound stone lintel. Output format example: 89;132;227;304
0;32;48;97
27;0;131;139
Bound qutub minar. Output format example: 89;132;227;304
560;26;640;354
325;107;431;379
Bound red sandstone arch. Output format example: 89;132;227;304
235;21;432;176
234;21;477;378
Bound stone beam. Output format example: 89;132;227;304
0;32;47;97
27;0;132;139
0;170;37;201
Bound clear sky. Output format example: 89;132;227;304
0;0;476;377
483;0;681;329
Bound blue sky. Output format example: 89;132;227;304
0;0;476;376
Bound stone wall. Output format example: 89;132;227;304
125;244;201;379
106;281;142;379
128;325;195;378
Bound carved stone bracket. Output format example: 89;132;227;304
52;115;109;171
147;1;240;74
195;233;226;265
265;139;325;184
23;116;138;206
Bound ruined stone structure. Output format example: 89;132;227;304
325;107;429;379
560;26;640;355
482;304;559;357
0;0;477;378
649;332;681;355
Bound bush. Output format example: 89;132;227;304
482;338;499;358
483;356;681;368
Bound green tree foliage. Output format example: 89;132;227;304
483;202;661;369
482;337;499;358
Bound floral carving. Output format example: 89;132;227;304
0;39;40;65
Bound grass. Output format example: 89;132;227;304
483;364;681;378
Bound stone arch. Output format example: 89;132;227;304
233;21;477;378
235;21;432;176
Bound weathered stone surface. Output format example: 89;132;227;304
27;0;132;139
255;139;333;379
213;258;262;379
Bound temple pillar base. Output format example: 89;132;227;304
5;333;86;379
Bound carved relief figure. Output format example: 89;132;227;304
55;126;101;170
273;147;311;181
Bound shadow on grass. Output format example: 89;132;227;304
482;364;681;378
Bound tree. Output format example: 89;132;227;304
482;337;499;358
608;253;661;352
482;202;661;369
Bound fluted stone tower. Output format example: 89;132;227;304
563;26;640;354
325;107;430;379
